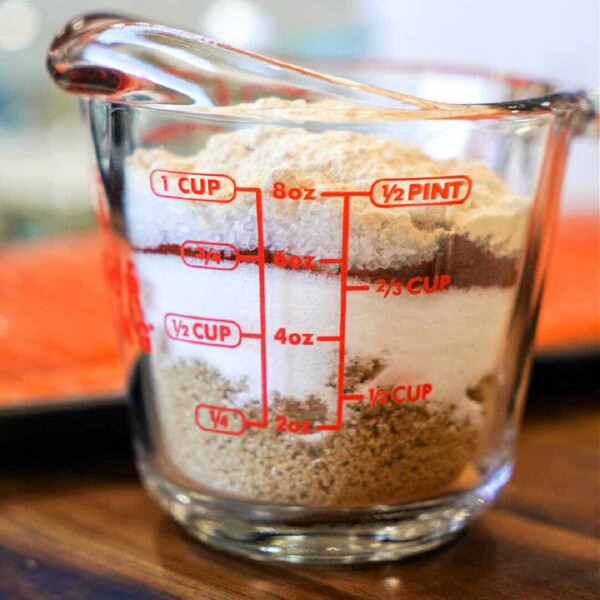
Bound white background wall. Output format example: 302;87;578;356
354;0;598;89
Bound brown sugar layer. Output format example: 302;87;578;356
137;233;518;288
154;358;480;507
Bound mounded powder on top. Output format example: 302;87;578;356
126;125;529;271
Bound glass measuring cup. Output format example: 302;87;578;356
48;14;597;564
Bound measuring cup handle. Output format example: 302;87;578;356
573;91;600;137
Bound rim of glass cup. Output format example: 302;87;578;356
48;14;597;129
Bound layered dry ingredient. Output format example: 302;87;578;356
125;111;529;506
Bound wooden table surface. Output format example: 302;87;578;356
0;361;598;600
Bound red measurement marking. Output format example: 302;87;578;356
320;190;371;198
313;193;355;432
241;332;263;339
164;313;242;348
336;196;351;430
150;170;236;203
375;275;452;297
368;384;433;405
274;251;316;270
314;424;340;432
376;278;402;298
342;394;365;401
238;187;268;429
318;257;343;265
316;335;340;342
275;415;313;434
273;328;314;345
180;240;239;270
256;188;268;427
346;284;371;292
272;181;316;201
370;175;472;208
195;404;247;436
238;254;259;263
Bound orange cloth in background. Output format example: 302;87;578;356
536;212;599;351
0;234;125;404
0;214;598;405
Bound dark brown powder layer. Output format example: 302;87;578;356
138;234;517;288
348;235;518;288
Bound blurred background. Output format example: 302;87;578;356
0;0;598;409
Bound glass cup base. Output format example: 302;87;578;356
139;459;513;564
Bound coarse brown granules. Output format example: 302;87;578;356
152;357;480;507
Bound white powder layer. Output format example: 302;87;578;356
135;253;516;428
125;125;530;269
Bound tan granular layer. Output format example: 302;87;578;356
154;359;479;507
